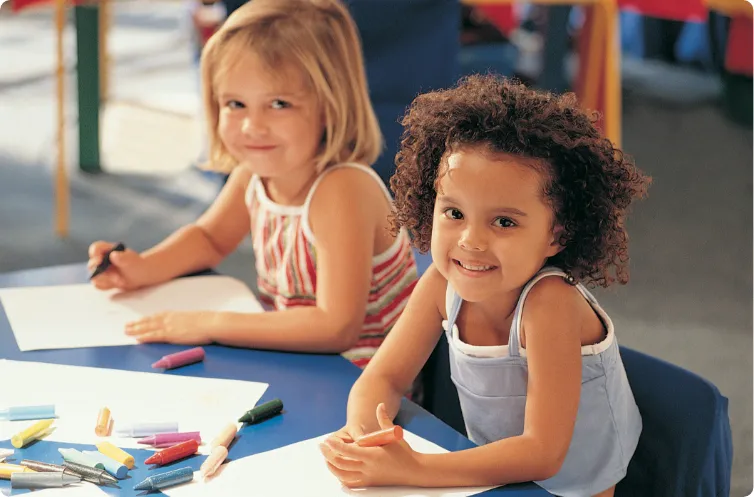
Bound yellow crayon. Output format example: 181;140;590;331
96;441;135;469
11;419;55;448
0;463;36;479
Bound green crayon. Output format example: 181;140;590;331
238;398;283;424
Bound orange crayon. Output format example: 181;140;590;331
355;426;403;447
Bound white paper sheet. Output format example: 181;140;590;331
0;481;108;497
162;432;495;497
0;360;268;455
0;275;264;351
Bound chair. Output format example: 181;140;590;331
616;346;733;497
346;0;461;186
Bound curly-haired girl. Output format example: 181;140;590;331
320;74;651;497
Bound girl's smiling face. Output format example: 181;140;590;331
431;146;563;303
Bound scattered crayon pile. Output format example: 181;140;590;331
0;347;291;492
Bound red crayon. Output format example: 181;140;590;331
144;439;199;466
151;347;205;370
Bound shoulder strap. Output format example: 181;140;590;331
301;163;392;242
445;283;463;331
508;267;568;357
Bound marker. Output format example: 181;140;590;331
133;466;194;492
115;421;179;437
11;471;81;489
58;448;105;470
152;347;206;370
11;418;54;448
20;459;81;476
355;425;404;447
0;448;13;462
0;404;55;421
82;450;129;479
238;398;283;424
96;442;135;469
89;242;125;279
62;461;118;486
95;407;112;436
144;439;199;466
137;431;201;448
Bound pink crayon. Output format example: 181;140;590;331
151;347;205;370
137;431;202;447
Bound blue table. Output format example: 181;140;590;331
0;264;548;496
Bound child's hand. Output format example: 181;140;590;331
88;241;152;291
329;424;366;444
319;403;424;488
125;312;213;345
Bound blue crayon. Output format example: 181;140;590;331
133;466;194;492
0;405;55;421
82;450;129;479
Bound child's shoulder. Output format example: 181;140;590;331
310;164;388;206
521;274;604;347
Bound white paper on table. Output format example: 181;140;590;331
162;432;495;497
0;360;268;455
0;275;264;351
0;481;108;497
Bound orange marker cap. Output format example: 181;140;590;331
355;425;404;447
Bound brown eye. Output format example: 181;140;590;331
493;217;515;228
443;208;463;220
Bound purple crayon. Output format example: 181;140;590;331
152;347;205;370
137;431;202;448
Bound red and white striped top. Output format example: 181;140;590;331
245;163;418;368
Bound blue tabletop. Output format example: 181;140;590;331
0;263;548;496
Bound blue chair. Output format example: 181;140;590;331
616;347;733;497
346;0;460;186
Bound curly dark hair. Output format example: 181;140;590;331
390;74;651;288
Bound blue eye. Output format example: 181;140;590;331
493;217;515;228
225;100;245;110
271;99;290;109
443;208;463;220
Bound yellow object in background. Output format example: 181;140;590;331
94;406;111;436
10;419;55;448
96;441;135;469
0;463;35;480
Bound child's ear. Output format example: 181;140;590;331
546;226;566;257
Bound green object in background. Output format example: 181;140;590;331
74;5;101;173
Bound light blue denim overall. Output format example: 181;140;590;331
443;267;642;496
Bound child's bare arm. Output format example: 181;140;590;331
89;168;252;290
324;277;584;488
203;168;394;352
141;167;253;280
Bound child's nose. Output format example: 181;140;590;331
241;112;269;136
458;227;487;251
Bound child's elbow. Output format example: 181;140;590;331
535;449;567;481
328;321;361;353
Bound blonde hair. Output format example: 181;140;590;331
200;0;383;173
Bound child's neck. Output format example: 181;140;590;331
263;170;319;206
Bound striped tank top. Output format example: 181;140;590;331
245;163;418;367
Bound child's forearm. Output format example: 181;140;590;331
346;373;404;434
416;435;562;487
141;224;227;284
206;307;360;353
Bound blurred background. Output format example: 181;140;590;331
0;0;751;493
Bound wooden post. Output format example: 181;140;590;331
55;0;69;237
99;0;110;103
